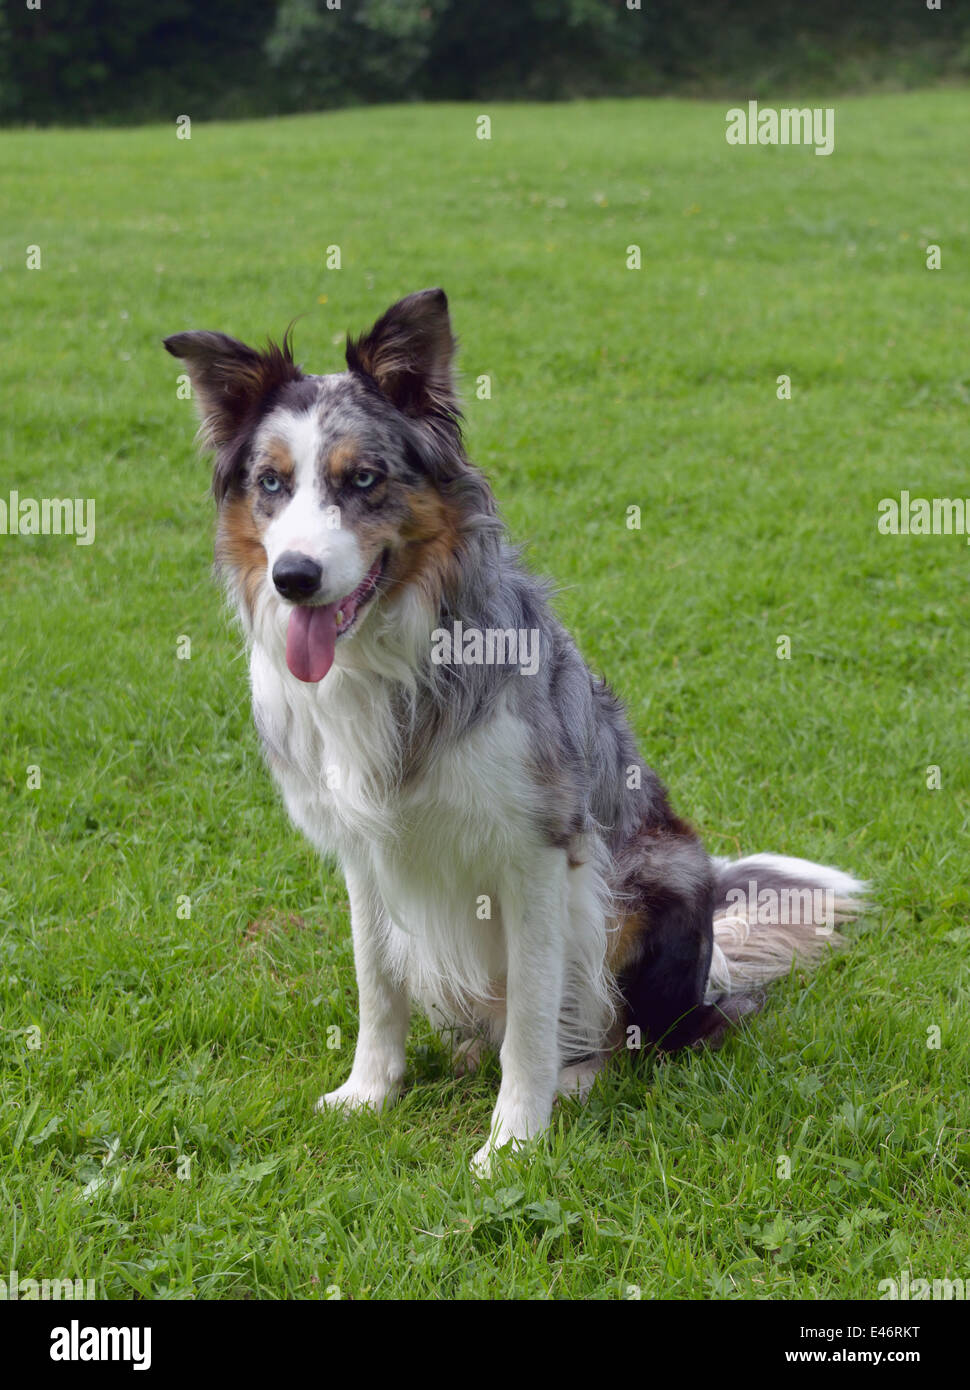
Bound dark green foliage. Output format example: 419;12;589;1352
0;0;277;125
2;0;969;127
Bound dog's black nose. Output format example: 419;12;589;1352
273;552;323;601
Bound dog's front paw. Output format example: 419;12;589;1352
315;1076;401;1114
471;1094;551;1176
470;1132;527;1178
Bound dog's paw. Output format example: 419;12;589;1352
470;1083;554;1176
470;1110;546;1177
556;1057;604;1103
470;1134;525;1178
315;1078;400;1114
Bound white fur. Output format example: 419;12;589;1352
247;575;615;1174
228;413;864;1175
241;569;868;1170
255;410;367;603
710;852;867;900
706;854;869;1001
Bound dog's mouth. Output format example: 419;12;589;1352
284;551;387;684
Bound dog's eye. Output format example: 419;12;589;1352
259;472;283;495
353;469;379;490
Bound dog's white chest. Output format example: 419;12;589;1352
249;644;541;1027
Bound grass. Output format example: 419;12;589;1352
1;90;969;1301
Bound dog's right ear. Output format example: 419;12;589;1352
345;288;458;427
163;330;303;449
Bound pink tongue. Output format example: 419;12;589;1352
286;604;338;683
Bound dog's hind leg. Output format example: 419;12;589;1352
442;1030;489;1076
556;1053;609;1101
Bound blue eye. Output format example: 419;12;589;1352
260;472;282;495
353;470;379;489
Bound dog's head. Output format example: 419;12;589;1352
165;289;480;682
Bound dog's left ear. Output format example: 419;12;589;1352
163;329;303;448
346;288;458;425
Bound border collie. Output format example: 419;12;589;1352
165;289;866;1174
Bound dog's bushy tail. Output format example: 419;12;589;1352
705;853;869;1002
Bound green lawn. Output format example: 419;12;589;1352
1;91;968;1300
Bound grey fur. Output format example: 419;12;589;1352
257;366;679;881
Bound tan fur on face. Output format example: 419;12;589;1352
262;437;295;483
324;438;363;489
215;465;463;629
216;439;294;618
384;486;463;608
217;496;267;619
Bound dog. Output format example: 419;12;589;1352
164;289;866;1174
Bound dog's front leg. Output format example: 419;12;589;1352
471;847;567;1176
316;859;409;1114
